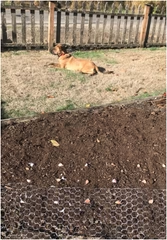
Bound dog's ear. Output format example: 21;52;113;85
61;45;67;54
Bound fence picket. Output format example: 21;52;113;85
161;17;166;44
30;8;35;44
134;5;142;43
72;1;77;45
94;2;100;44
39;9;44;44
150;16;157;44
80;2;86;45
108;3;115;43
128;5;135;44
156;16;163;43
87;2;94;44
21;9;26;44
65;1;70;43
101;2;108;44
115;4;122;44
1;8;7;43
122;5;129;44
11;8;17;43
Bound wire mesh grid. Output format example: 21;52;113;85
1;184;166;239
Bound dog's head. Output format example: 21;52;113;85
50;44;67;57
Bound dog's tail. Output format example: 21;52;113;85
95;66;114;74
103;70;114;74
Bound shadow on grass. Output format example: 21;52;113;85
98;66;106;73
1;100;9;119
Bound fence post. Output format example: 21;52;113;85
48;1;55;51
139;4;153;47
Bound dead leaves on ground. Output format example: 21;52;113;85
47;95;55;98
50;139;60;147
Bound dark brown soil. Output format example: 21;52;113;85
1;96;166;190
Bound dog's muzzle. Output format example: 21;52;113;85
49;47;57;55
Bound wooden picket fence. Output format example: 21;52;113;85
1;1;166;50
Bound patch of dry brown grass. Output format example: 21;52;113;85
1;47;166;119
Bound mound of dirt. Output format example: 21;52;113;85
1;96;166;190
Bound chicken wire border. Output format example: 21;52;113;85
1;184;166;239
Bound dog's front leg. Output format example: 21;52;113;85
48;63;61;68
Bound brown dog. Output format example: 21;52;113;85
48;44;113;76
